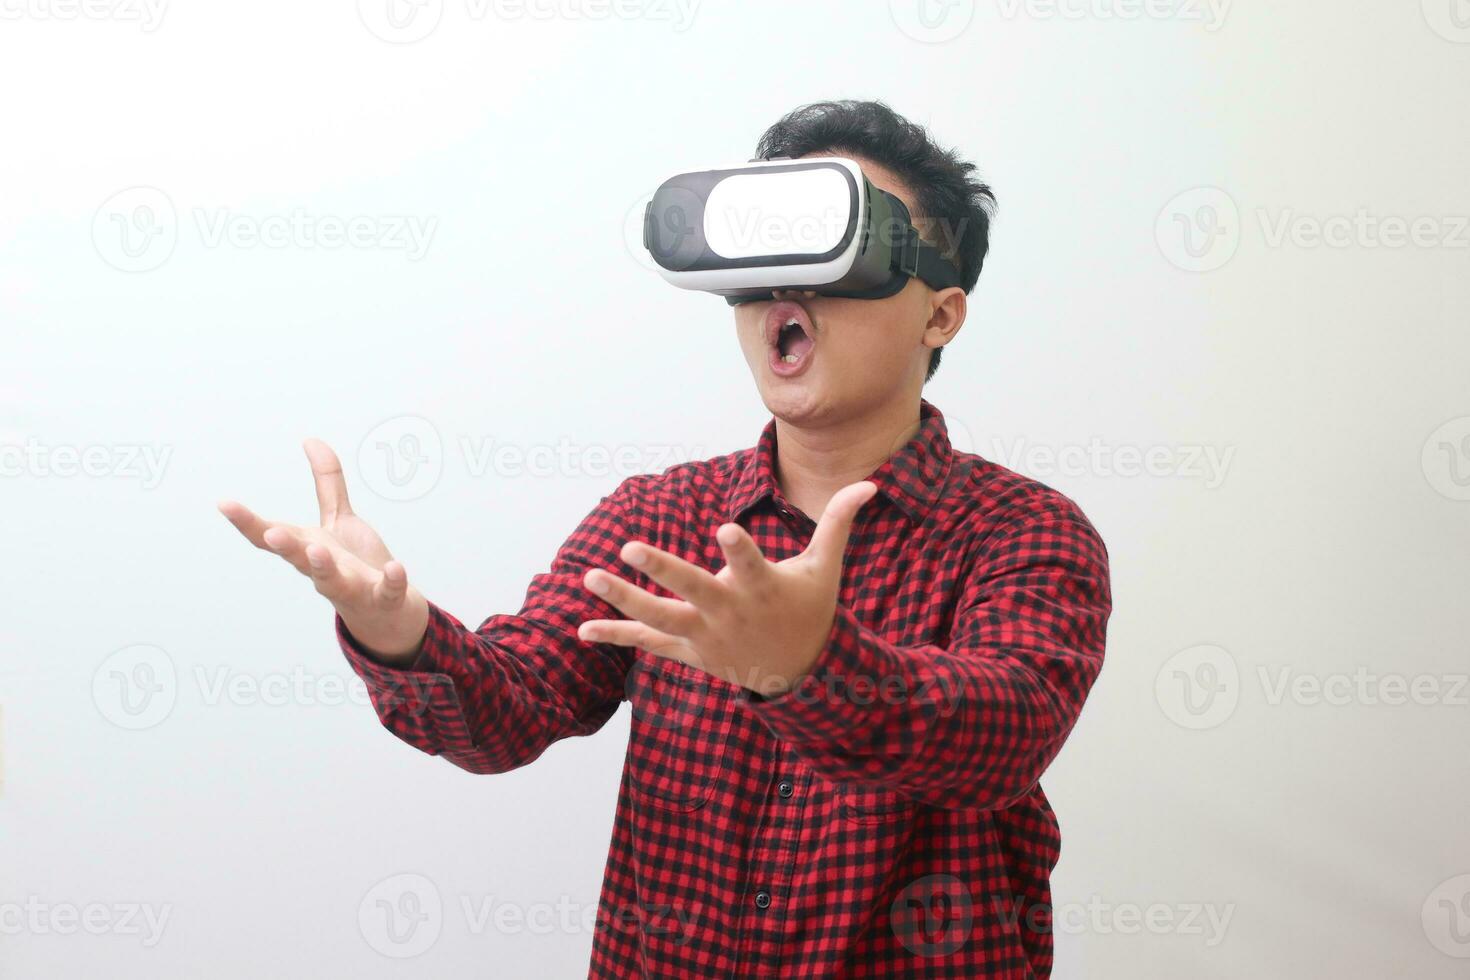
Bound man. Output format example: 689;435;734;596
220;100;1112;977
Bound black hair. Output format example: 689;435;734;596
753;99;996;382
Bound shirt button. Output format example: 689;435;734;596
777;780;794;799
754;891;772;910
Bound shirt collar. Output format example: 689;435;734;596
727;397;955;525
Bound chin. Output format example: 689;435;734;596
759;379;830;426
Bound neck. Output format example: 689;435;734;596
772;398;922;520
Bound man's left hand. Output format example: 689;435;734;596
577;481;879;694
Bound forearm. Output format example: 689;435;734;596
745;516;1111;811
746;603;1099;810
338;600;627;775
335;480;647;773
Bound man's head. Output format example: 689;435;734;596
732;100;996;426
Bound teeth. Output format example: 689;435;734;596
774;319;805;347
781;354;799;363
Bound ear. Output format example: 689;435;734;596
922;286;967;352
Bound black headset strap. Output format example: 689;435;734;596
900;225;964;291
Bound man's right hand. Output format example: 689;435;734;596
218;439;430;664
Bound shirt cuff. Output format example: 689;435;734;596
741;602;894;746
336;602;465;716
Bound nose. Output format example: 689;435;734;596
770;289;818;301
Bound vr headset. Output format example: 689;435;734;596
642;155;963;305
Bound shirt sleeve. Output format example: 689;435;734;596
742;512;1111;812
334;479;646;775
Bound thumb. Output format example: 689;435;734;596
806;481;879;572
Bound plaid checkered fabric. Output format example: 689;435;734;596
338;398;1112;977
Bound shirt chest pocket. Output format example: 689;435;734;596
839;782;918;824
624;656;737;812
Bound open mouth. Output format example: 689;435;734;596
764;300;815;376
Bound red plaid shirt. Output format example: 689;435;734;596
338;398;1111;978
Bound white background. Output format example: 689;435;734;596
2;1;1468;976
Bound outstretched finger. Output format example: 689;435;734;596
806;481;879;571
304;438;354;524
583;569;699;638
219;500;279;550
577;617;680;656
262;524;314;575
714;523;769;582
621;539;725;609
304;541;349;595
